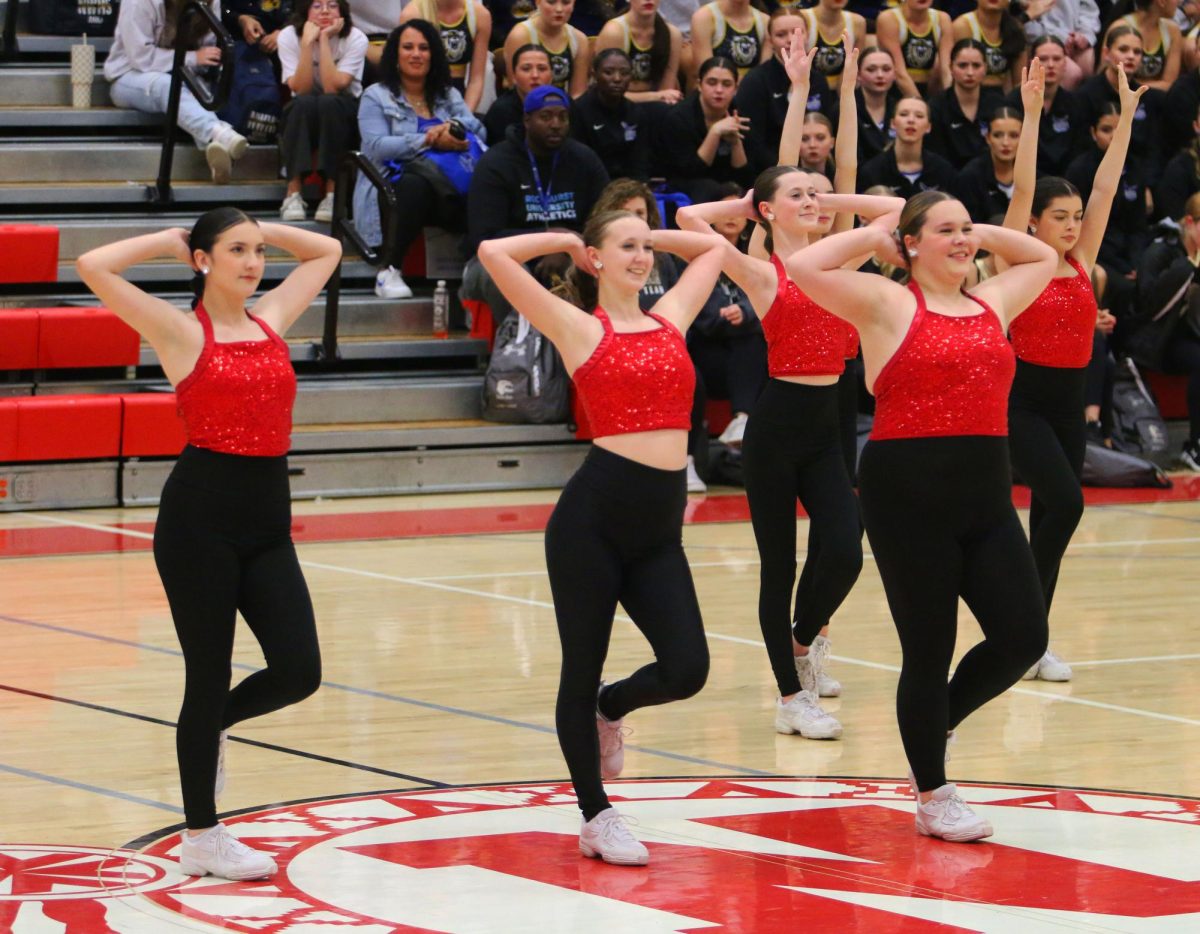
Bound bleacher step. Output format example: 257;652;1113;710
0;141;279;183
0;67;111;107
0;105;158;130
0;179;287;208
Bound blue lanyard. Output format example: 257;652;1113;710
526;145;560;219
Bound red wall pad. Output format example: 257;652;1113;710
121;394;187;457
0;225;59;284
14;395;122;461
0;402;17;461
0;310;40;369
37;308;139;369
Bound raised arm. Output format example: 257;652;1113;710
997;59;1045;275
1074;67;1149;273
777;29;815;167
969;224;1059;323
677;196;779;308
253;223;343;336
831;47;860;233
651;233;730;331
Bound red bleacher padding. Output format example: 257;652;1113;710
8;395;122;461
0;403;17;461
0;225;59;284
0;310;40;369
121;394;187;457
37;308;139;369
1147;372;1188;421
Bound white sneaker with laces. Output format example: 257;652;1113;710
596;684;627;781
685;455;706;493
178;823;277;880
774;690;842;739
314;192;335;223
718;412;748;447
811;634;842;697
1024;648;1073;682
915;784;993;842
793;650;817;695
204;124;248;184
579;808;649;866
1180;440;1200;472
210;122;248;160
280;192;306;222
374;265;413;299
214;730;228;801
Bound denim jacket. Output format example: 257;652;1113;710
352;82;486;248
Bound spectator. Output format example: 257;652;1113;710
224;0;292;57
1021;0;1100;89
355;21;485;299
875;0;953;97
1156;101;1200;220
503;0;592;97
278;0;368;222
595;0;685;105
1112;0;1182;92
460;84;610;324
350;0;404;67
1164;52;1200;154
590;179;682;308
570;50;652;180
858;96;958;196
735;10;835;175
104;0;248;184
799;112;836;179
798;0;867;91
856;45;902;164
690;0;770;83
1005;36;1085;177
951;105;1022;222
400;0;493;112
484;44;552;143
927;38;1003;170
952;0;1026;93
656;55;755;203
487;0;536;50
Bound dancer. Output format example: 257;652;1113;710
76;210;342;878
1003;62;1146;681
786;189;1056;841
479;218;726;867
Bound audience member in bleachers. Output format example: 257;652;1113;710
798;0;867;91
798;112;836;179
487;0;536;50
855;46;902;163
400;0;493;112
951;105;1023;222
105;0;249;185
484;44;553;142
591;180;683;308
278;0;368;223
355;21;486;300
461;84;610;325
690;0;770;83
503;0;592;97
1020;0;1099;89
952;0;1027;93
1155;102;1200;219
594;0;685;104
927;38;1003;169
1113;0;1183;91
350;0;404;67
1164;51;1200;153
224;0;292;57
657;56;755;203
570;50;652;180
1133;191;1200;470
858;96;957;196
1005;36;1085;177
875;0;953;97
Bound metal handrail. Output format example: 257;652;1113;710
150;1;235;205
320;151;397;362
1;0;20;61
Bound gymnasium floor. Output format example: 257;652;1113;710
1;478;1198;932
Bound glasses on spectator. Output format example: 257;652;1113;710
310;2;341;11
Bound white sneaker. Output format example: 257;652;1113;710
210;122;248;160
685;455;706;493
374;265;413;299
1024;648;1073;682
1180;439;1200;472
915;784;993;842
579;808;649;866
214;730;228;801
596;683;628;781
205;141;232;184
811;634;842;697
314;192;335;223
793;650;817;695
774;690;842;739
178;823;277;880
718;412;748;447
280;192;307;222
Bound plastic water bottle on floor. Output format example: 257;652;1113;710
433;280;449;339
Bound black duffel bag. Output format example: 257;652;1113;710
1082;442;1172;489
30;0;120;36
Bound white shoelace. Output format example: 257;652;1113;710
598;813;640;848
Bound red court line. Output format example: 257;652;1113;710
3;477;1199;559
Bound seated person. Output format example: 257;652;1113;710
856;46;902;165
594;0;684;105
350;0;404;68
926;38;1003;170
400;0;493;112
857;96;956;197
224;0;290;58
1155;102;1200;223
503;0;591;97
570;49;651;180
949;105;1022;223
484;44;552;143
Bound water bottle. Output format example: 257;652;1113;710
432;279;449;339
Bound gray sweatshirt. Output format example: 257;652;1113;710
104;0;219;81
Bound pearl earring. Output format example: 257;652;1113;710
594;261;603;269
908;249;918;258
1030;226;1038;234
764;213;775;221
200;267;210;274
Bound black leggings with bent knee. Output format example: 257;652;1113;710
858;437;1047;792
545;446;709;821
153;446;321;829
742;379;863;698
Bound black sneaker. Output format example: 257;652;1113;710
1181;440;1200;473
1085;420;1105;446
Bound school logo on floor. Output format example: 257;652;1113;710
5;778;1199;931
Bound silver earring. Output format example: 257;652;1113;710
594;261;603;269
908;249;918;258
1029;226;1038;234
200;267;210;275
764;213;775;221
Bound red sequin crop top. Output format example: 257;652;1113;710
572;307;695;438
1008;255;1096;368
762;255;854;378
174;302;296;457
870;282;1015;441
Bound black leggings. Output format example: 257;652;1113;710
382;172;466;269
859;437;1047;792
1166;328;1200;441
1009;360;1087;613
742;380;863;697
153;446;321;829
545;446;709;821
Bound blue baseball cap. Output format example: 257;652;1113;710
524;84;570;114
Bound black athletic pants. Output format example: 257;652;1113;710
279;93;358;183
859;437;1047;792
742;380;863;698
382;173;466;269
1008;360;1087;613
153;446;321;829
545;446;709;821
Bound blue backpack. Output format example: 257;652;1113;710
218;41;281;144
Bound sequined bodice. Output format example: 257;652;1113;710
572;307;694;438
175;303;296;457
763;255;854;377
870;282;1014;441
1008;256;1096;369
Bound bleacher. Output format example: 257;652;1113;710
0;1;586;511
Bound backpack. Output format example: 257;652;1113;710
217;42;281;144
481;313;570;424
29;0;120;35
1081;442;1171;489
1110;357;1172;466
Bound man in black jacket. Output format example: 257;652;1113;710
483;45;552;144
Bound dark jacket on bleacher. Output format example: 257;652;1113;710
1076;74;1164;179
1135;232;1195;332
856;147;956;198
1003;84;1084;177
654;93;757;196
569;88;651;181
856;87;900;165
731;57;836;174
926;87;1002;170
483;90;525;150
222;0;292;36
1066;142;1148;276
1155;148;1200;224
1163;69;1200;159
950;154;1013;223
